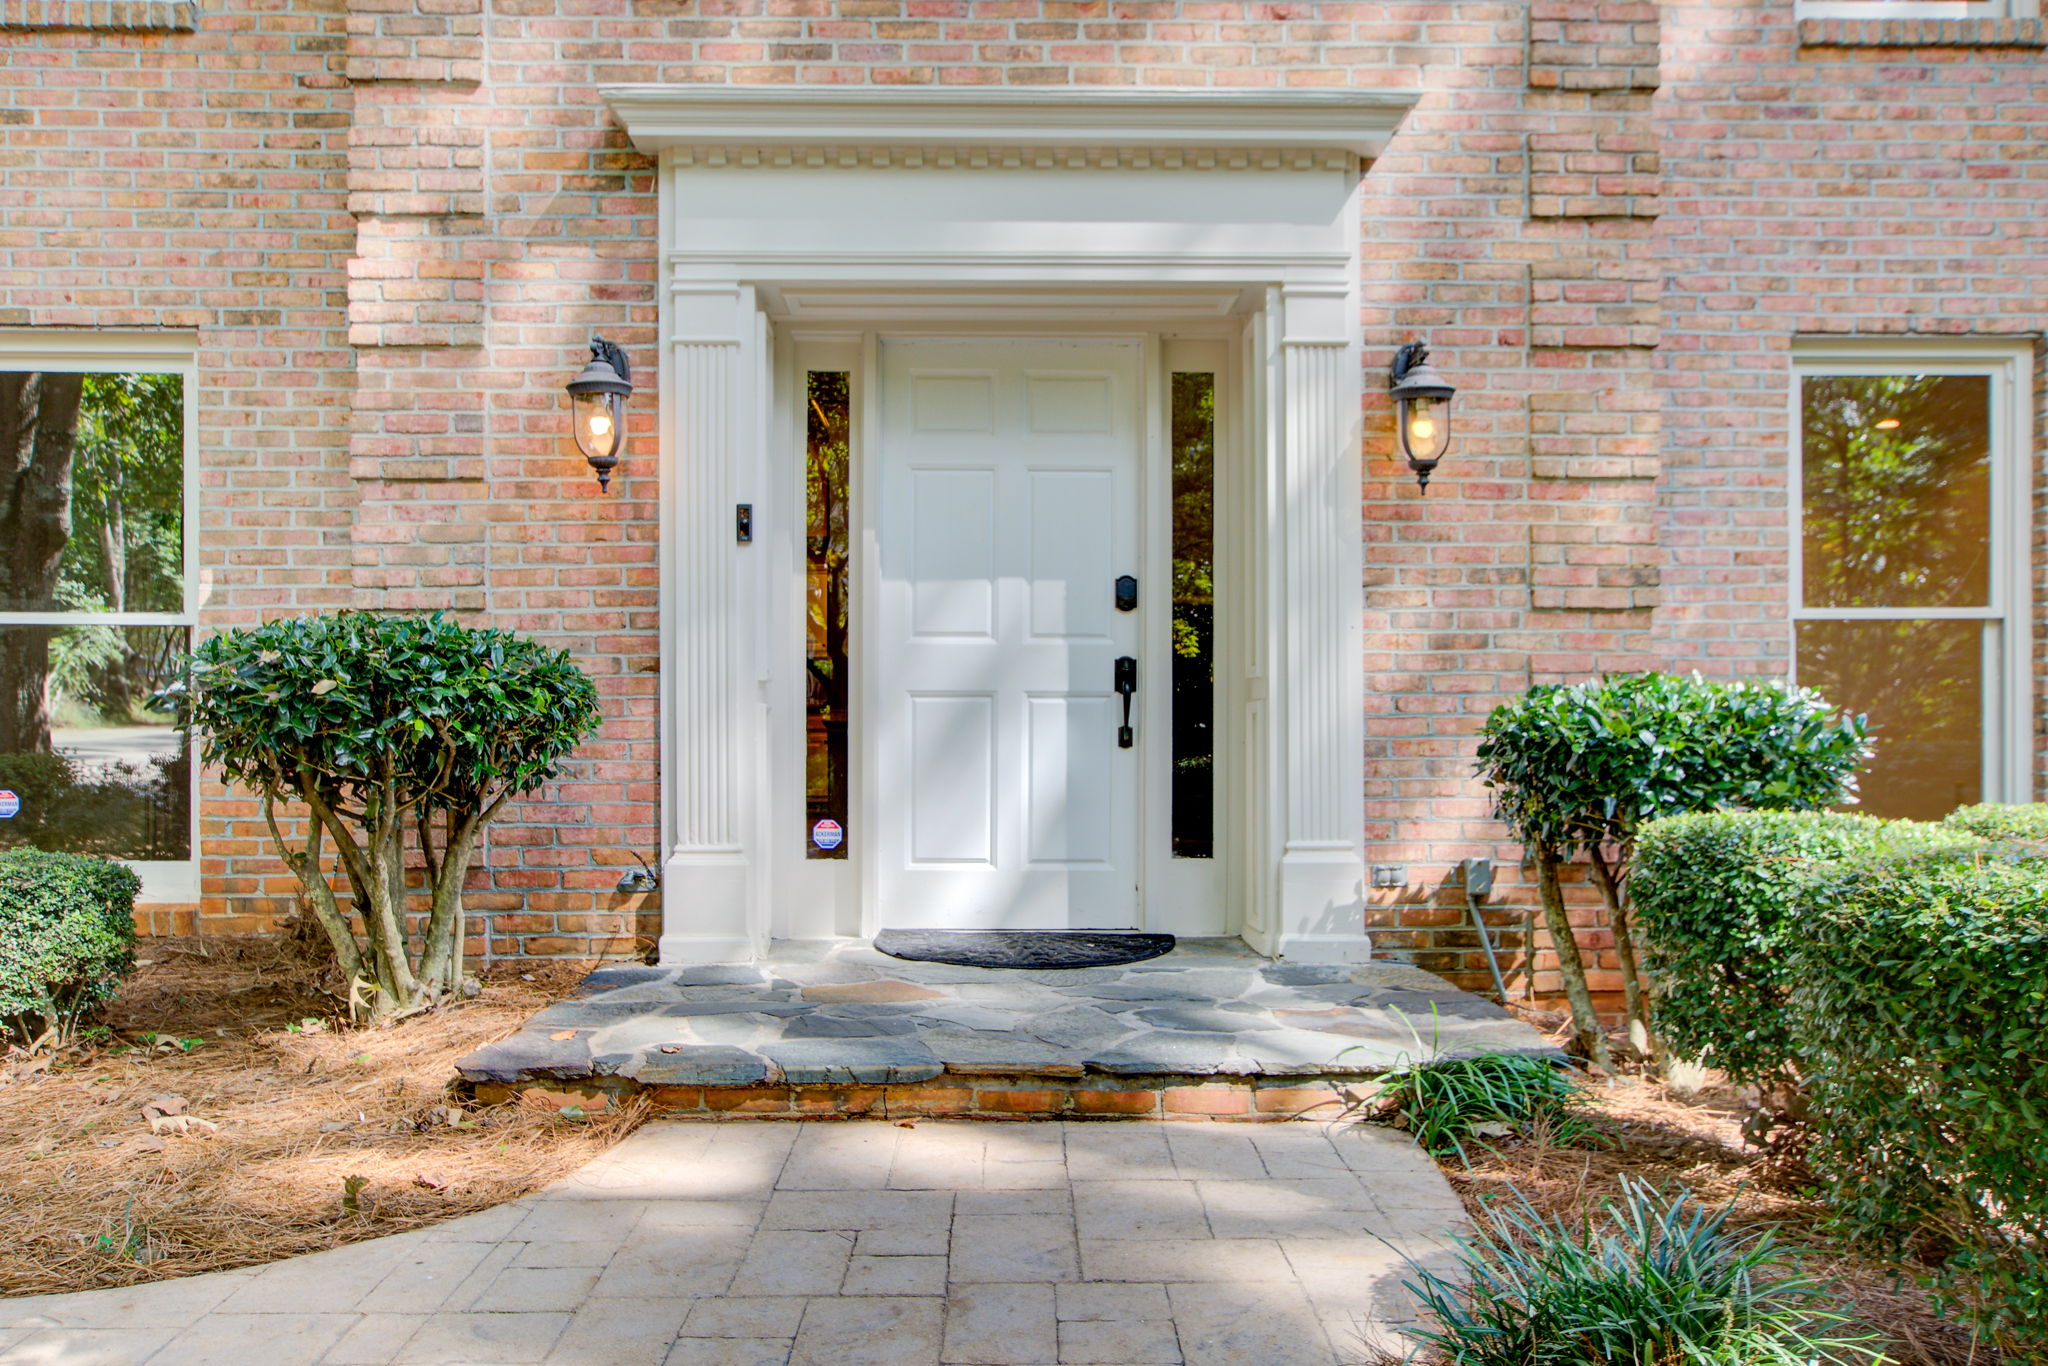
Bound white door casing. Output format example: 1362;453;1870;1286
874;340;1143;930
605;87;1402;964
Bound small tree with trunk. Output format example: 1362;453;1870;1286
188;612;602;1021
1474;673;1870;1068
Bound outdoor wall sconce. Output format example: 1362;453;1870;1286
567;336;633;492
1388;341;1456;493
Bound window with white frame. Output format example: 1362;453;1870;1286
0;333;198;900
1798;0;2040;19
1791;339;2035;821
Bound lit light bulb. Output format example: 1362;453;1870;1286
589;411;613;437
1409;416;1436;441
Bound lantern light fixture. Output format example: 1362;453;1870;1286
567;336;633;492
1388;341;1457;494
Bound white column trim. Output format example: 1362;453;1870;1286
1266;284;1368;962
659;281;763;964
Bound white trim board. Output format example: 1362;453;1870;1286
601;87;1416;159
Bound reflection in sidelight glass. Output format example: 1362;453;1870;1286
1800;374;1990;610
805;372;851;859
0;370;189;860
1171;373;1215;859
1796;619;1983;822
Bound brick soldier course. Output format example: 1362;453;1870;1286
1;0;2042;999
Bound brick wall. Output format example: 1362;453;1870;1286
0;0;358;935
3;0;2040;992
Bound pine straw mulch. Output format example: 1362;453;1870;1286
1438;1008;2001;1366
0;936;648;1299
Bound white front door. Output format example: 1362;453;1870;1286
873;339;1143;929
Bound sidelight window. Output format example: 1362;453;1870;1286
805;371;852;859
1170;371;1215;859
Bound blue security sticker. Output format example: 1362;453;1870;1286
811;819;843;851
0;790;17;820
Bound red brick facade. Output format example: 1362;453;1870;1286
2;1;2042;995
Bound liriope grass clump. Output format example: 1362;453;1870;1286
1394;1178;1884;1366
1375;1048;1596;1165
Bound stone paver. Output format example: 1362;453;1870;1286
0;1119;1462;1365
458;940;1549;1088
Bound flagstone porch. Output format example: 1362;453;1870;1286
456;941;1552;1119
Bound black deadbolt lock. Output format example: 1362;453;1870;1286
1114;574;1137;612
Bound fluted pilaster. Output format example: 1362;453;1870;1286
1268;286;1367;961
660;282;759;964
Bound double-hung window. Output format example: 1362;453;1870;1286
0;332;198;900
1791;339;2034;821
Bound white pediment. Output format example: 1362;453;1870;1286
600;86;1416;162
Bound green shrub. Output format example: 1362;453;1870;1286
1797;848;2048;1351
1377;1051;1594;1164
0;849;139;1047
1633;810;1980;1086
1474;673;1870;1064
1393;1177;1882;1365
188;611;602;1022
1943;801;2048;843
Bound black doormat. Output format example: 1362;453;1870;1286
874;929;1176;970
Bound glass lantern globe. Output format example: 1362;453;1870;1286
1388;342;1457;493
566;338;633;491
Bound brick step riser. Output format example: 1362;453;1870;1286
470;1075;1369;1122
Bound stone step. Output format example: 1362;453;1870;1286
455;938;1557;1120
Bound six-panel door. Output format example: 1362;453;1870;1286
874;340;1143;929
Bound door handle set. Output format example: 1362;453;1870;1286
1112;574;1138;748
1113;655;1137;749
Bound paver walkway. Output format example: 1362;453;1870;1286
458;938;1546;1088
0;1119;1465;1366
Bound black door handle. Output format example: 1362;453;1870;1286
1113;656;1136;749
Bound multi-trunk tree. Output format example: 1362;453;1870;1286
1475;673;1872;1069
188;612;603;1021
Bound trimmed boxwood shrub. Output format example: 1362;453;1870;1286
0;848;140;1047
1632;810;1980;1086
1944;801;2048;843
1797;848;2048;1351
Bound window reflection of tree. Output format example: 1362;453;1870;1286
1801;375;1990;610
1170;373;1214;859
0;370;188;858
1798;619;1981;821
805;372;851;859
1798;374;1993;822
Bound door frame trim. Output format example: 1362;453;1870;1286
624;91;1383;964
774;328;1237;944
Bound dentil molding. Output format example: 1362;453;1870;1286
601;87;1417;161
